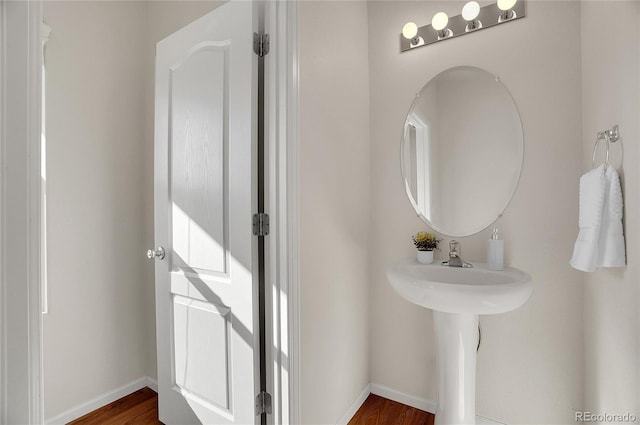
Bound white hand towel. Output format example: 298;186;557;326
597;166;626;267
570;165;607;272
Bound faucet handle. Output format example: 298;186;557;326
449;240;460;254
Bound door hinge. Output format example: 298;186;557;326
253;213;270;236
255;391;272;416
253;33;270;57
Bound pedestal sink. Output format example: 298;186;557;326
387;258;532;425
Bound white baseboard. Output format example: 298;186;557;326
477;415;506;425
146;376;158;392
43;376;504;425
370;383;504;425
370;383;437;413
45;376;156;424
336;384;370;425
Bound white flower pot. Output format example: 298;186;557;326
417;250;434;264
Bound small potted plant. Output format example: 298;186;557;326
412;232;440;264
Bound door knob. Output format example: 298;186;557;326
147;246;165;260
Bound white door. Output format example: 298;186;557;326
153;2;258;424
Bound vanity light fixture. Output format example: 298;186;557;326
400;0;525;52
431;12;451;39
462;1;481;31
497;0;518;21
402;22;418;39
402;21;424;47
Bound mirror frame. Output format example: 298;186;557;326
400;66;524;238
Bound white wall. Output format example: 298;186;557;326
368;2;584;423
299;2;371;423
581;1;640;418
43;2;148;419
42;1;225;418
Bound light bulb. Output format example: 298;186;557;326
402;22;418;40
497;0;517;11
462;1;480;21
431;12;449;31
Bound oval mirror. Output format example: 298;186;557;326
401;66;523;237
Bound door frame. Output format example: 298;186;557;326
0;0;45;423
0;0;300;423
264;1;300;423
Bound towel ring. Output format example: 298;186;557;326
592;132;610;169
591;125;620;169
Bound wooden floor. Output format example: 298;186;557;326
68;387;161;425
67;388;430;425
348;394;434;425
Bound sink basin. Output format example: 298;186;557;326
387;257;532;424
387;257;532;315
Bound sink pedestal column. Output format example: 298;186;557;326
433;312;479;425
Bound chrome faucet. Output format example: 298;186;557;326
442;240;473;268
448;240;463;267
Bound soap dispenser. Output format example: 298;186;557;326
487;227;504;271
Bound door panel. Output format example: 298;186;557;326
173;295;231;412
170;45;228;275
154;2;257;424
